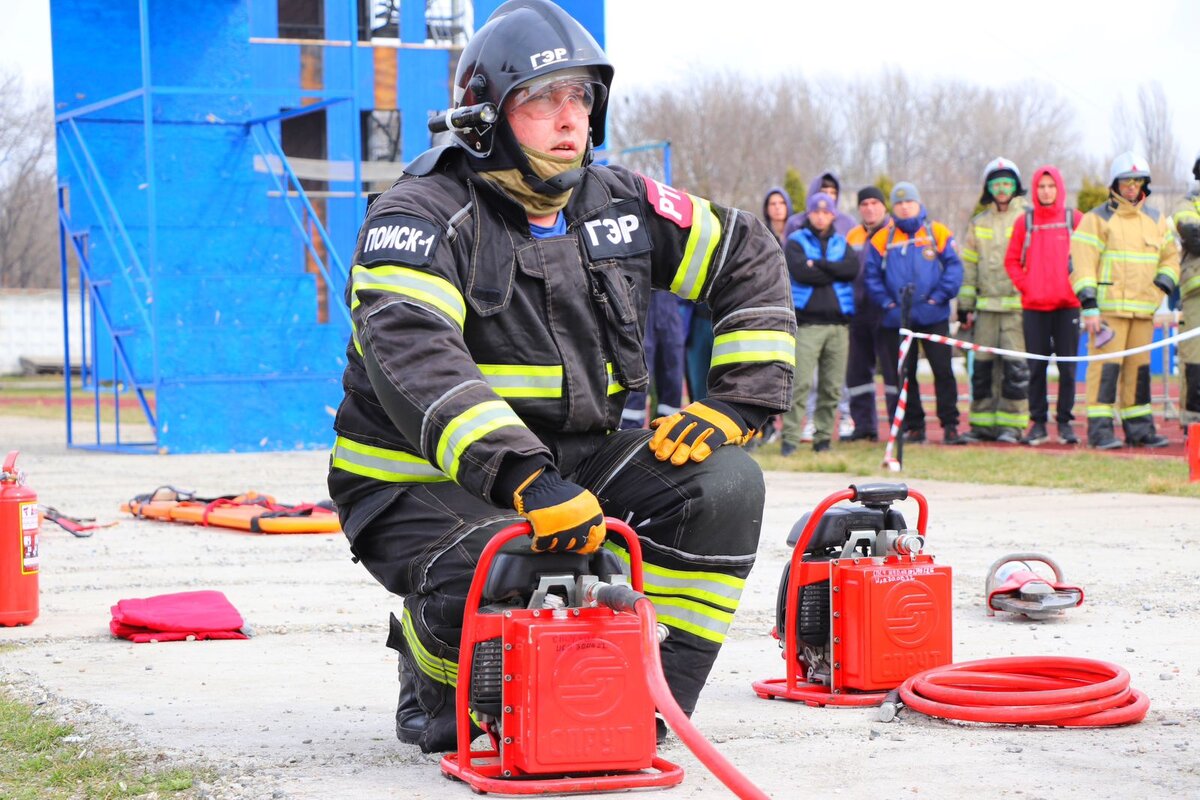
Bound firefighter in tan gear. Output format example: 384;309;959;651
327;0;795;754
959;158;1030;443
1070;152;1180;449
1172;150;1200;434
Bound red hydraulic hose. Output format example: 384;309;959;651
634;596;772;800
898;656;1150;727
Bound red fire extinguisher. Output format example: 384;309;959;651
1;450;39;627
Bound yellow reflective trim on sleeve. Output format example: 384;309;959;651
958;286;977;298
669;196;721;301
351;264;466;329
331;436;449;483
477;364;564;398
1071;231;1104;251
1181;274;1200;296
710;330;796;368
436;400;526;480
961;249;979;264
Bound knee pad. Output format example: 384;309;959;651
1134;364;1152;406
1002;359;1030;400
971;359;994;400
1097;363;1120;405
1186;364;1200;413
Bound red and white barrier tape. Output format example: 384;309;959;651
880;324;1200;471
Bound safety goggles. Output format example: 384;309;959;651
987;178;1017;194
508;77;605;119
1118;177;1147;187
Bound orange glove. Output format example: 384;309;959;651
648;399;753;466
513;468;606;554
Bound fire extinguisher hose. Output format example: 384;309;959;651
627;595;771;800
897;656;1150;727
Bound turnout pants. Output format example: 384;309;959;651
967;310;1029;436
1181;292;1200;428
1023;308;1081;426
340;430;765;752
1085;315;1157;441
846;318;893;438
880;322;960;433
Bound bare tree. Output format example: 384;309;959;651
0;71;58;288
610;67;1085;234
1136;81;1182;201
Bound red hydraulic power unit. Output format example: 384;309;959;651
441;519;682;795
1;450;39;627
753;483;951;705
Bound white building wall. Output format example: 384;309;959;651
0;290;82;375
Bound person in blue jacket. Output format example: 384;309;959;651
781;192;860;453
864;182;967;445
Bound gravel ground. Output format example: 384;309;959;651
1;415;1198;800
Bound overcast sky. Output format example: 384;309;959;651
3;0;1196;172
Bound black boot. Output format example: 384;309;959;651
1087;418;1122;450
942;425;967;445
1123;416;1169;448
387;611;470;753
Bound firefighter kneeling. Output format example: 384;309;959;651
327;0;795;754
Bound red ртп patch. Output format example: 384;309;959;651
641;175;692;228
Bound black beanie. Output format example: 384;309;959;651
857;186;886;205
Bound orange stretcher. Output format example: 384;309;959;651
121;487;341;534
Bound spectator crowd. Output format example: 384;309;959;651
623;151;1200;454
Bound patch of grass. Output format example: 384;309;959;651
751;439;1200;499
0;687;206;799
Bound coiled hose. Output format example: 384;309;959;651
895;656;1149;727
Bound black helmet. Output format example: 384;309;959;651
451;0;613;180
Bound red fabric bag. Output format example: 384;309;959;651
110;590;248;643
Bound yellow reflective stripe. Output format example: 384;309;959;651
670;196;721;301
1122;404;1152;419
1100;250;1161;264
958;286;977;298
401;608;457;686
605;362;625;396
1175;210;1200;223
995;411;1029;427
1181;274;1200;295
710;330;796;368
602;544;746;609
436;400;525;480
961;249;980;264
1072;276;1097;293
1004;225;1015;237
650;595;734;644
331;436;448;483
973;227;994;240
976;296;1022;311
1071;231;1104;250
970;412;998;427
1087;405;1114;418
478;364;563;398
351;264;466;329
1098;298;1159;314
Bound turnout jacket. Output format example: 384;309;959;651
959;197;1026;312
1069;192;1180;318
1172;191;1200;301
329;148;796;508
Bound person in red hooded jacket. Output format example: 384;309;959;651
1004;165;1082;445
